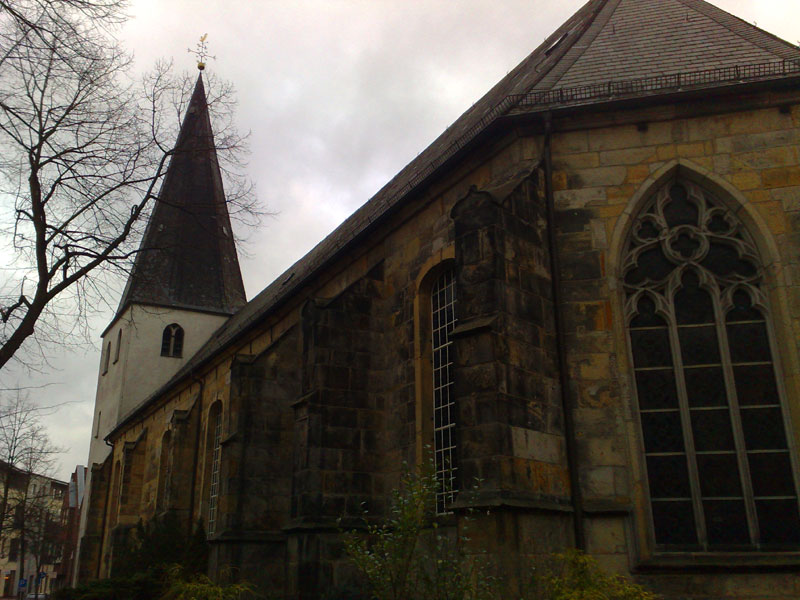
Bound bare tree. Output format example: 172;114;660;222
0;3;256;372
0;392;62;540
0;392;64;598
14;442;64;598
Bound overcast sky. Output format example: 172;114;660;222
1;0;798;481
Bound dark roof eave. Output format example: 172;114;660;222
105;73;800;443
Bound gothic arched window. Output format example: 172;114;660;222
161;324;184;358
431;268;457;513
623;179;800;552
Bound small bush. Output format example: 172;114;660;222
524;550;658;600
159;564;254;600
342;461;494;600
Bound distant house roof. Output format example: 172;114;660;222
108;0;800;438
114;74;247;324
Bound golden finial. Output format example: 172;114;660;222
188;34;214;71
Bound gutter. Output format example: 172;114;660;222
543;112;585;550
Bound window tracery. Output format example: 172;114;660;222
623;179;800;551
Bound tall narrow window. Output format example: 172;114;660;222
431;269;457;513
161;324;184;358
158;431;172;512
207;405;223;536
113;329;122;364
102;341;111;374
624;179;800;551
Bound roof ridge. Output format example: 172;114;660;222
674;0;800;59
536;0;622;91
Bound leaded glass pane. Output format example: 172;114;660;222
727;290;763;322
757;500;800;546
741;407;788;450
652;501;698;546
630;296;664;328
691;409;735;451
684;367;727;407
697;454;742;497
674;274;715;324
701;242;757;278
625;247;674;285
678;326;720;365
631;329;672;368
647;455;691;498
727;322;772;363
748;453;796;497
704;499;750;547
641;412;684;453
635;369;679;410
663;184;698;227
734;365;779;406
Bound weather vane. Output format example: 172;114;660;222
188;34;215;71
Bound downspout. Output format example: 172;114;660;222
188;374;205;535
543;112;586;550
96;440;114;579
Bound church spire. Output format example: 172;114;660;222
116;73;246;317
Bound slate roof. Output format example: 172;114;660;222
108;0;800;437
534;0;800;91
114;74;246;322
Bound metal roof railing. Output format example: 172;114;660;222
513;59;800;109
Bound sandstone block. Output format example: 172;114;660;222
762;166;800;189
568;166;628;188
676;141;705;158
730;170;761;190
771;186;800;211
599;147;656;166
555;151;600;170
554;187;607;209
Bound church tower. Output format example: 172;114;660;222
85;72;246;480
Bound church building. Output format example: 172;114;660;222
78;0;800;597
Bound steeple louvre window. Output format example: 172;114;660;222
431;269;457;514
624;179;800;552
161;324;184;358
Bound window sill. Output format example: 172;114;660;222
635;552;800;572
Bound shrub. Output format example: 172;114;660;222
524;549;658;600
342;461;494;600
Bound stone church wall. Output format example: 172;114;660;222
550;96;800;597
85;91;800;599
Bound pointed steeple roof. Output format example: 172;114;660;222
116;74;246;319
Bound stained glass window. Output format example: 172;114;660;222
624;180;800;551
